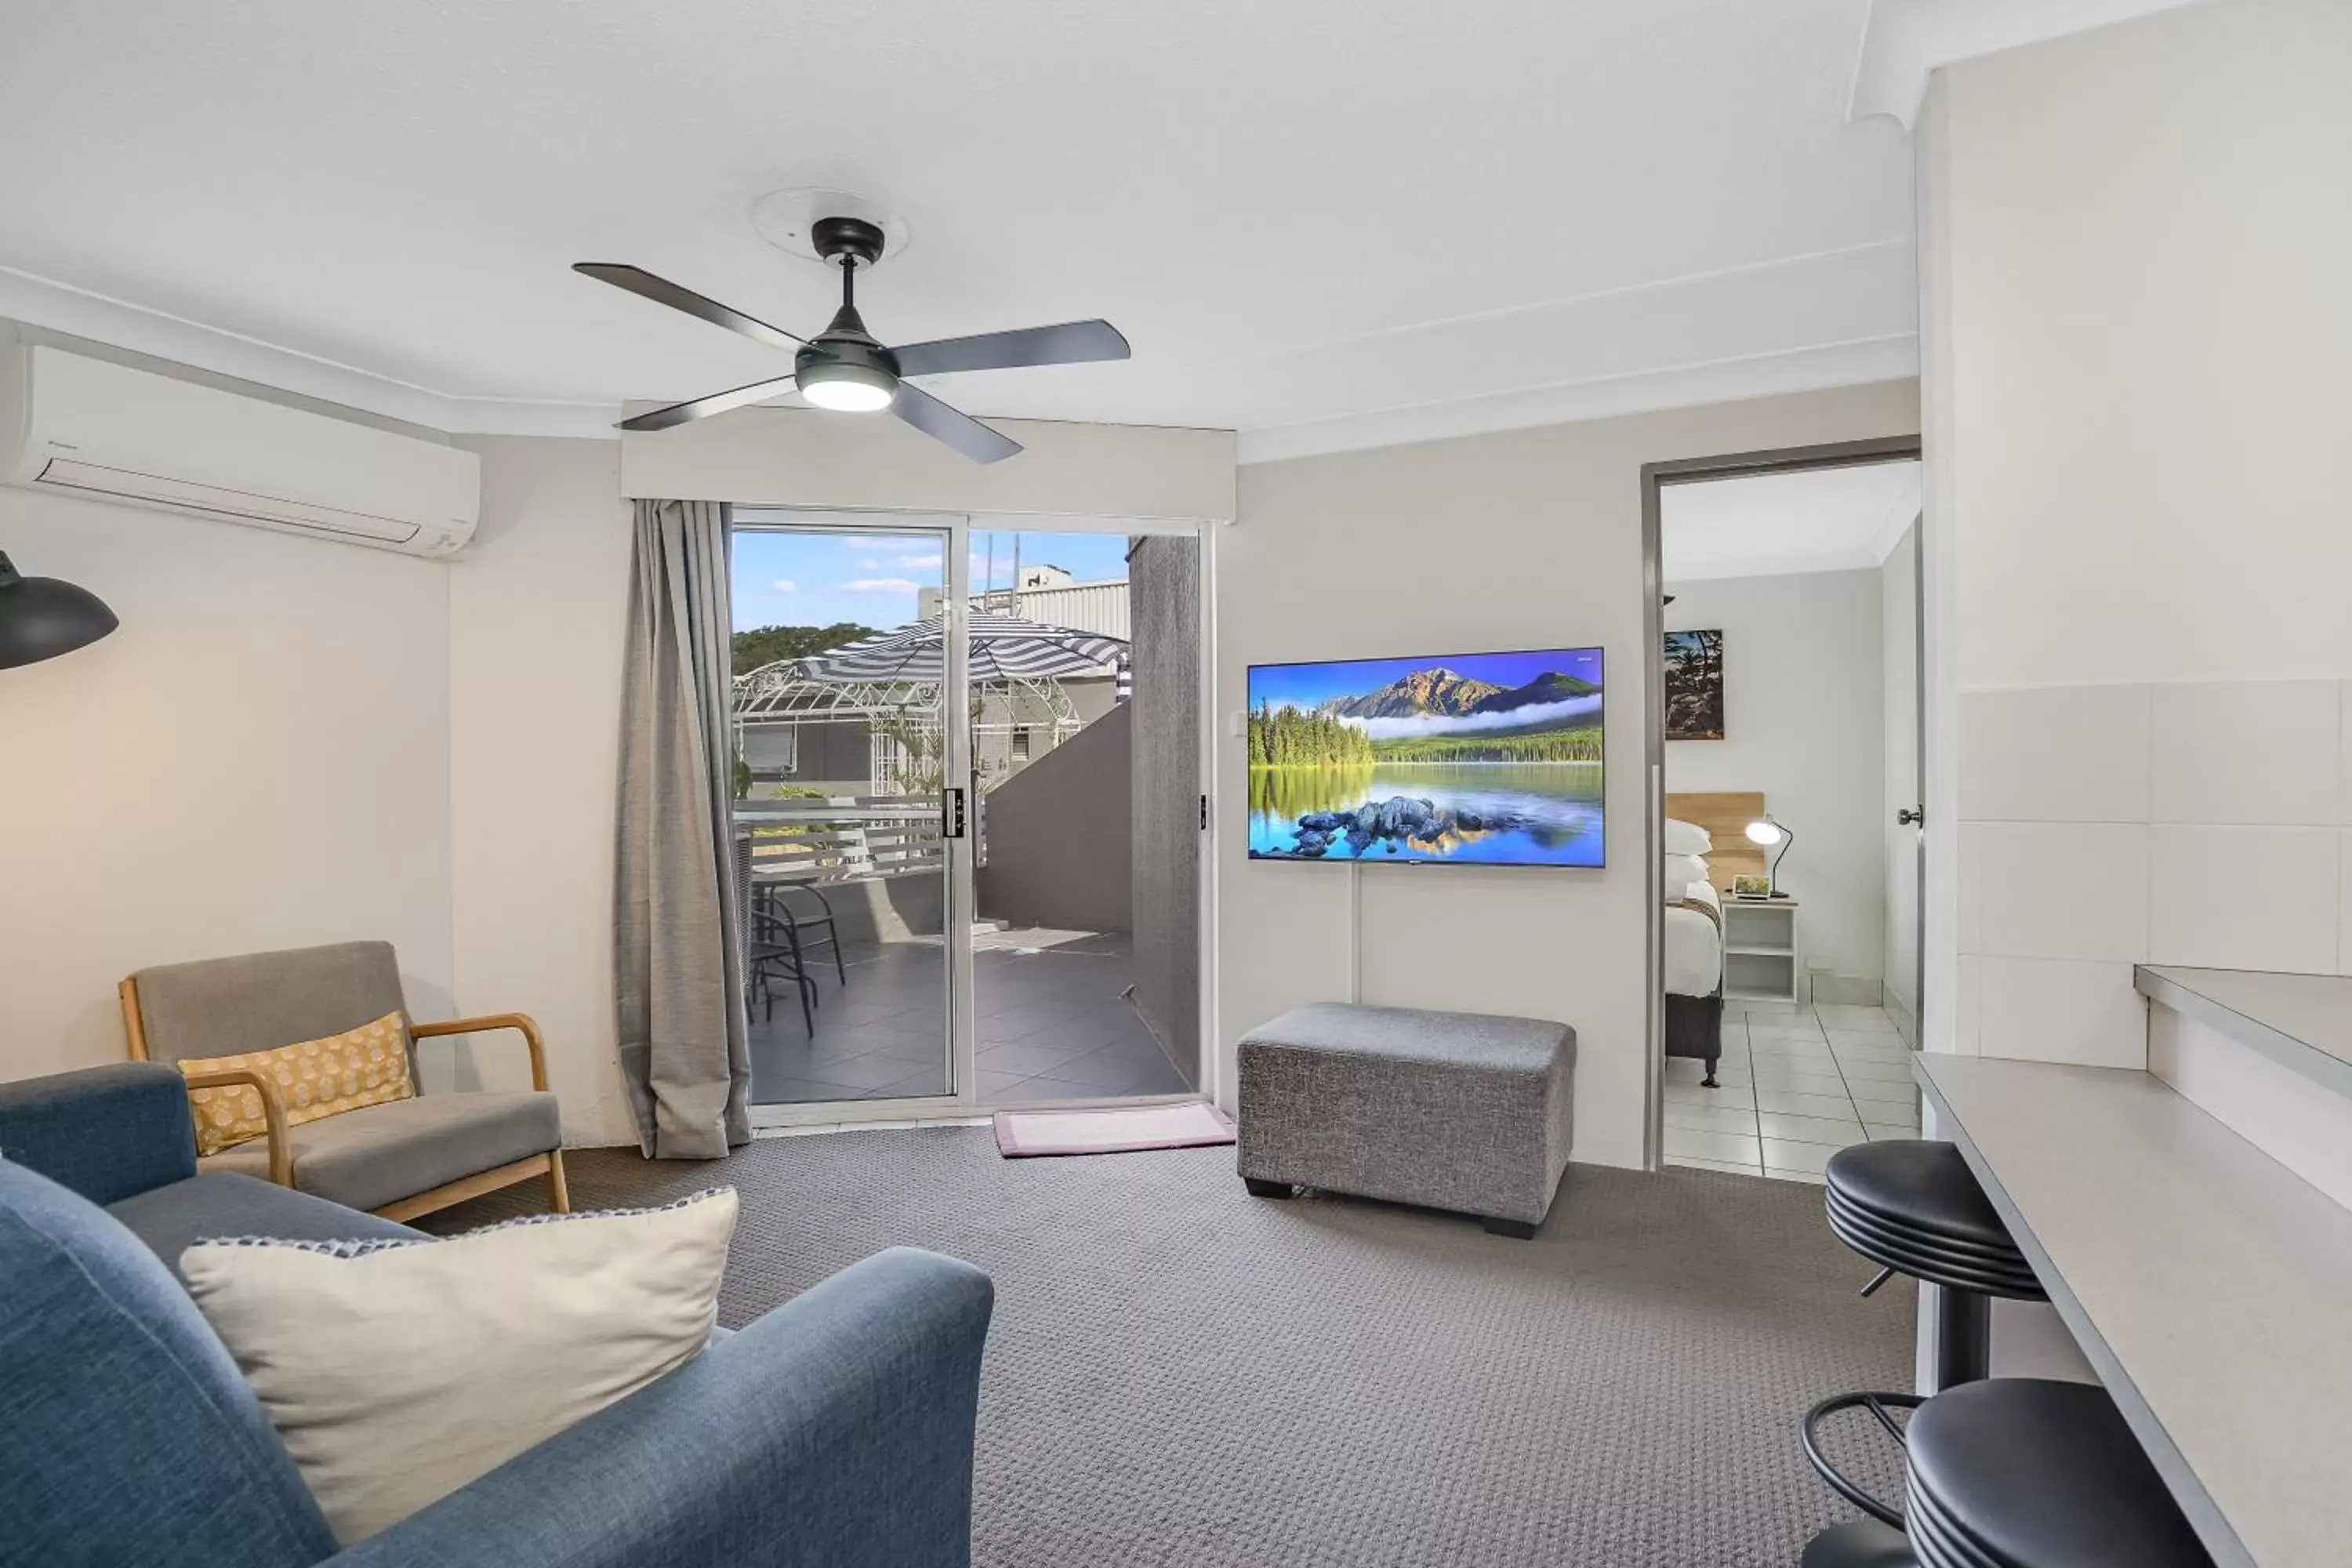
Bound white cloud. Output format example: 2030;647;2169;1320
1345;694;1602;742
895;551;942;570
838;577;922;595
859;559;883;570
771;579;797;593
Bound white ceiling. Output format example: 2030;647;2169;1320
1661;459;1921;583
1848;0;2209;127
0;0;1928;455
0;4;2201;458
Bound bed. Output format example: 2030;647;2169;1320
1664;790;1760;1089
1665;877;1726;1085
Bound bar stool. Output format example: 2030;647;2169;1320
1799;1141;2046;1565
1904;1378;2212;1566
1825;1140;2044;1387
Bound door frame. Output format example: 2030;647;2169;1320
734;506;1217;1129
1638;435;1925;1170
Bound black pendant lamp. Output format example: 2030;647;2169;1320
0;552;118;669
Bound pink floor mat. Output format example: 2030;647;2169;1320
993;1100;1236;1158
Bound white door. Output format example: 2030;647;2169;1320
1882;514;1925;1044
732;511;976;1123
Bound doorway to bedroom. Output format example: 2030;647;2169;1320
1645;441;1926;1181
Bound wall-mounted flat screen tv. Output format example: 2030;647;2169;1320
1247;647;1605;866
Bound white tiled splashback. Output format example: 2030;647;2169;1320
1957;681;2352;1068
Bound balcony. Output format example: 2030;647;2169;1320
736;782;1188;1107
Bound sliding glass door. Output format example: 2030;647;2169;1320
728;508;1207;1121
730;514;970;1110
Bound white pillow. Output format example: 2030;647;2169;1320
1664;818;1713;857
1663;851;1711;903
182;1188;739;1544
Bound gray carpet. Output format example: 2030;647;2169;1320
426;1129;1912;1567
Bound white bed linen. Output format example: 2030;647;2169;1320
1665;878;1723;997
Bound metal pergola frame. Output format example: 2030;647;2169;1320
733;659;1091;793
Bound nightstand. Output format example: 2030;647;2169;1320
1722;897;1801;1004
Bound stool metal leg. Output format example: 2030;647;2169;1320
1929;1283;1991;1390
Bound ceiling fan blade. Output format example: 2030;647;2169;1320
891;382;1022;464
573;263;804;354
617;376;800;432
891;319;1131;379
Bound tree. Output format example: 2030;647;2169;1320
731;622;880;677
1247;702;1374;767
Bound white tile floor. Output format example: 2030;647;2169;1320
1663;1000;1922;1184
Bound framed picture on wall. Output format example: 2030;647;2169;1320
1664;629;1725;740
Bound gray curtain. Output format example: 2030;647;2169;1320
614;498;750;1158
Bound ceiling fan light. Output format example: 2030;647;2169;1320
797;358;896;412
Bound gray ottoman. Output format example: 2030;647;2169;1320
1236;1002;1575;1238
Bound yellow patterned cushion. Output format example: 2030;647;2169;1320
180;1011;414;1157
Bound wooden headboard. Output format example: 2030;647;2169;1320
1664;790;1766;891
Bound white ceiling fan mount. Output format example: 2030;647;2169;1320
749;187;914;271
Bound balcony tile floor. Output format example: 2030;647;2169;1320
748;927;1192;1108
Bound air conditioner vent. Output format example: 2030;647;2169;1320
1;345;478;557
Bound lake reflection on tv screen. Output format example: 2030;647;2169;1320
1246;648;1605;868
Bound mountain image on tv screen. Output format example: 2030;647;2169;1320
1246;647;1604;866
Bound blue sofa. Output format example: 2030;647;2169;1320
0;1063;994;1568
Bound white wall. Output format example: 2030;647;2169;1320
1218;381;1921;1170
621;407;1237;522
0;486;455;1080
1662;568;1887;997
448;436;640;1145
1943;0;2352;693
1926;0;2352;1068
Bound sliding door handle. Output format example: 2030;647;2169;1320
944;786;968;840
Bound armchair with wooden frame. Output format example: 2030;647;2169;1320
120;940;568;1222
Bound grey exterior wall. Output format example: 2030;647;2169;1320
1128;535;1202;1087
975;702;1134;933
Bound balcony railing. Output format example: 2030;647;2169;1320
732;795;954;884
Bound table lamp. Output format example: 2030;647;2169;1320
1744;815;1794;898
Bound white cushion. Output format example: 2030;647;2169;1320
1663;852;1711;903
1664;818;1713;857
181;1188;738;1544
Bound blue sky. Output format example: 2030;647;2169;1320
1249;647;1602;711
731;528;1133;631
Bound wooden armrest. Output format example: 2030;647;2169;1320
409;1012;549;1092
179;1069;292;1187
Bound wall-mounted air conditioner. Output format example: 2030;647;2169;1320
0;343;478;557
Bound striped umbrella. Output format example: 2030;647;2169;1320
798;609;1126;684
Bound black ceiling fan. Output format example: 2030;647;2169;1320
575;216;1129;464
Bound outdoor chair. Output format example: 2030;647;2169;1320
770;881;847;985
737;832;821;1034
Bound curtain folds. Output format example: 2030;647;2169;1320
614;499;750;1159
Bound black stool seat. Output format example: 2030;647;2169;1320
1825;1194;2045;1299
1823;1185;2023;1263
1826;1142;2045;1302
1829;1141;2014;1251
1907;1380;2213;1568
